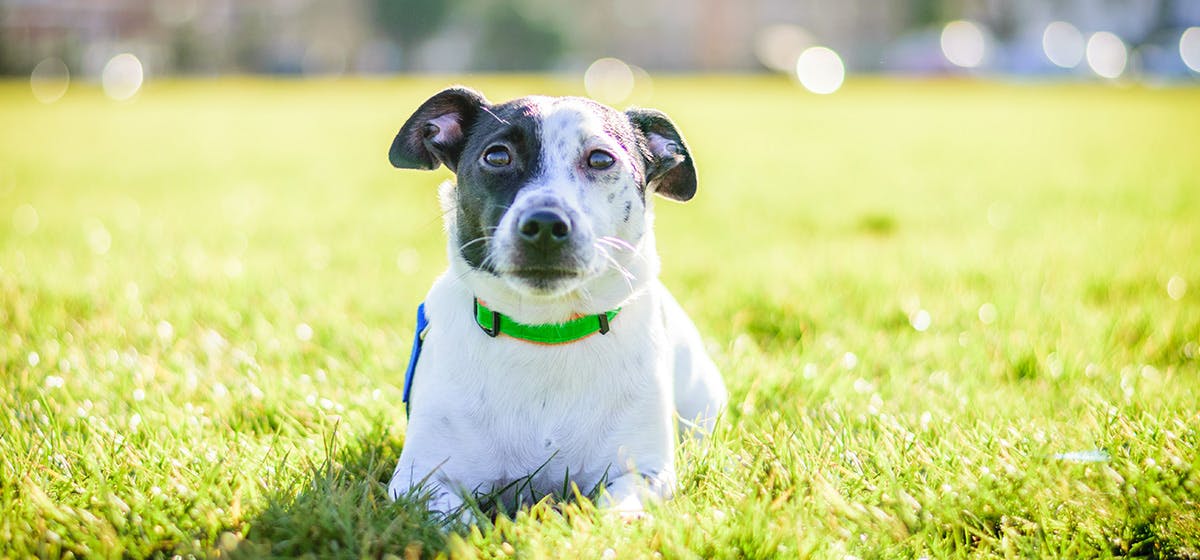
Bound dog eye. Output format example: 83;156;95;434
587;150;615;170
483;146;512;167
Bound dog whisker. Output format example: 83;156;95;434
480;106;510;126
597;235;649;266
459;235;494;252
594;243;637;281
598;235;636;252
595;244;636;295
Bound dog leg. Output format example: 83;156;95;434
389;466;473;522
661;288;728;438
598;470;675;517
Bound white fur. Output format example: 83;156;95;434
389;98;726;518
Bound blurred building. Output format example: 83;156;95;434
1;0;1198;77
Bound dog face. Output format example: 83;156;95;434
390;87;696;297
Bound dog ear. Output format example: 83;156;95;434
389;86;489;172
626;108;697;202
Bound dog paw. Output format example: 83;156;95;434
617;508;652;523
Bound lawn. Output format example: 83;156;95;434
1;75;1198;558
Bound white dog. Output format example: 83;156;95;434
386;86;727;518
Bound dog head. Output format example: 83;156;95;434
390;86;696;310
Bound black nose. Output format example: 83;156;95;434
517;209;571;244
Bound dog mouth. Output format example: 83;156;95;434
515;266;578;275
498;264;592;293
507;266;584;282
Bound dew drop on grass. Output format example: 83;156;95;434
853;378;874;393
1166;276;1186;300
978;303;997;324
27;351;40;367
910;309;931;332
45;375;64;388
841;352;858;370
202;329;227;352
1047;352;1063;378
83;219;112;255
132;388;145;401
295;323;313;342
12;204;38;235
156;320;174;342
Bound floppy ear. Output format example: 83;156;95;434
389;86;489;172
626;108;697;202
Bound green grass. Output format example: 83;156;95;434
1;75;1198;558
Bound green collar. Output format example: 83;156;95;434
474;298;619;344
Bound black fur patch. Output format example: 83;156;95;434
452;99;546;271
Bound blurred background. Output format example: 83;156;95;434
5;0;1200;104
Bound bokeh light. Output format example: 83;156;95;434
626;64;655;106
1086;32;1127;79
978;303;997;324
910;309;931;332
795;46;844;95
940;20;987;68
102;53;144;101
1042;21;1085;68
1181;27;1200;73
1167;276;1187;300
754;24;813;73
30;57;70;104
12;204;39;235
153;0;199;25
584;57;634;105
302;39;348;76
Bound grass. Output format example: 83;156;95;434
1;75;1198;558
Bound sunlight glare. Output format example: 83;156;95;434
102;53;144;101
941;20;987;68
754;24;813;73
30;57;70;103
795;46;845;94
1086;32;1127;79
1181;27;1200;73
584;58;635;105
1042;21;1085;68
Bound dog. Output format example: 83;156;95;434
386;86;727;519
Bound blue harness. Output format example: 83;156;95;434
401;302;428;418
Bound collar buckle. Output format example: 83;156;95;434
475;298;502;337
